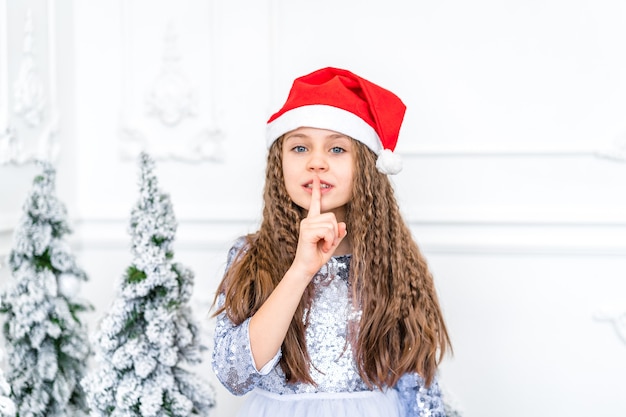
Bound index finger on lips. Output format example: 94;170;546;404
307;175;321;218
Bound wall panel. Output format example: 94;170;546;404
0;0;64;282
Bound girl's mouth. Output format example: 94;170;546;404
305;182;331;189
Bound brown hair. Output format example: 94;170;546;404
214;137;451;388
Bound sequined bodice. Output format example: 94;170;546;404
259;254;369;394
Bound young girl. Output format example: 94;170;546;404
212;67;452;417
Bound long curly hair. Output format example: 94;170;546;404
214;136;451;389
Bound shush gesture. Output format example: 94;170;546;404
293;176;348;279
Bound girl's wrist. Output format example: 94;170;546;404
285;263;316;285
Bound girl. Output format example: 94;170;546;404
212;67;452;417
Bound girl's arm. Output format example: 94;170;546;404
211;258;314;394
213;177;347;391
395;373;446;417
248;265;315;369
212;293;281;396
248;176;347;370
212;238;282;395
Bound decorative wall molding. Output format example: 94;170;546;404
395;136;625;162
69;215;626;257
594;309;626;346
268;1;625;165
119;0;224;163
145;22;196;128
594;134;626;163
0;2;60;166
72;218;244;254
14;9;46;128
399;146;601;158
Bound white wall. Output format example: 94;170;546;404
2;1;626;416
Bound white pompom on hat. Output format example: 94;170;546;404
266;67;406;175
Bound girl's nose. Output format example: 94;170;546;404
306;151;328;172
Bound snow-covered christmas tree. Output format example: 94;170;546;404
83;152;215;416
0;161;92;416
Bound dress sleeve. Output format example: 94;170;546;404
211;294;281;395
211;238;282;395
394;372;446;417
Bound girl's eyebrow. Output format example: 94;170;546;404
284;133;308;141
284;132;350;141
327;133;348;139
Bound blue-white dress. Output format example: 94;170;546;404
212;238;446;417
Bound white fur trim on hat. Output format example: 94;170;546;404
266;104;382;153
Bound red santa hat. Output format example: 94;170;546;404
266;67;406;174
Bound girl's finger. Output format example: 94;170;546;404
307;176;321;218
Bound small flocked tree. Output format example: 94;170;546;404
83;152;215;416
0;161;91;416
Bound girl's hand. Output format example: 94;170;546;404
292;176;348;279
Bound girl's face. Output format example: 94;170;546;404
282;127;354;220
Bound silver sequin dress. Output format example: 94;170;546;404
212;238;446;417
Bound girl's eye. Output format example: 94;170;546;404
292;145;307;153
330;147;345;154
